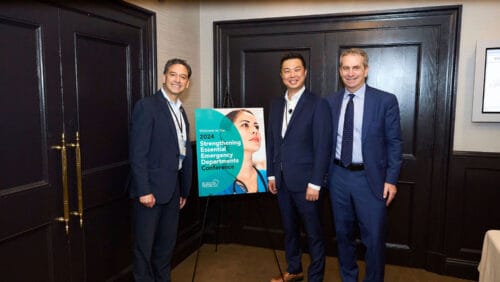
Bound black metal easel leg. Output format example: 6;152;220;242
191;196;211;282
215;197;223;252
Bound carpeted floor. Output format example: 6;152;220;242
172;244;473;282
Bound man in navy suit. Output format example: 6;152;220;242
327;48;402;282
267;53;332;282
129;58;193;282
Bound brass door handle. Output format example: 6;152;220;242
51;133;70;235
68;131;83;227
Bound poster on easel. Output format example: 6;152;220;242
195;108;267;197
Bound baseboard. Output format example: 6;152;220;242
444;258;479;281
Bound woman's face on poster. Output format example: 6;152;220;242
234;111;261;153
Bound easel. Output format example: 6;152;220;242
190;89;284;281
190;195;284;282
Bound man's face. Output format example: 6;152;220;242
162;64;190;96
339;54;368;93
280;58;307;92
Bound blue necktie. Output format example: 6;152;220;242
341;94;355;167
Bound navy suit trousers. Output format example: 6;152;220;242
277;174;325;282
132;186;180;282
329;165;387;282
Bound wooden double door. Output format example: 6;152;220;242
214;6;460;269
0;2;154;281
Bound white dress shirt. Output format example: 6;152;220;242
281;86;305;137
162;88;187;170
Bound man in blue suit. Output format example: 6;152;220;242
267;53;332;282
327;48;402;282
129;58;193;282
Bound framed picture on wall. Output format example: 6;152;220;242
472;40;500;122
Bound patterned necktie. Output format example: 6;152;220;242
341;94;355;167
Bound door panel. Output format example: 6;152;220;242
59;8;143;281
224;34;324;108
2;227;53;281
75;35;129;170
0;4;68;281
0;2;154;281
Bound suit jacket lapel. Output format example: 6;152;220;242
275;98;286;139
156;91;179;140
180;106;189;144
331;90;343;141
362;85;374;142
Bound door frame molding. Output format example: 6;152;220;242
51;0;157;98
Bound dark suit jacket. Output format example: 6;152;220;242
129;91;193;204
266;89;332;191
327;85;402;198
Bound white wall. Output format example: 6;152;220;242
454;1;500;152
126;0;200;137
130;0;500;153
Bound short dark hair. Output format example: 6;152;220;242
163;58;192;78
280;53;306;70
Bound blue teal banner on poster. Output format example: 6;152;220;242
195;108;267;197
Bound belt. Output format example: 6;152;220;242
334;159;365;171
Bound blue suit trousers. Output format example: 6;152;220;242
329;165;387;282
278;175;325;282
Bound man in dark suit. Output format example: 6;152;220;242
327;48;402;282
267;53;332;282
129;58;193;282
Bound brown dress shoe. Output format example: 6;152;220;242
270;272;304;282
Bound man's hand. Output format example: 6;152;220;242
305;186;319;201
383;183;397;206
268;179;277;194
180;197;187;209
139;193;155;208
